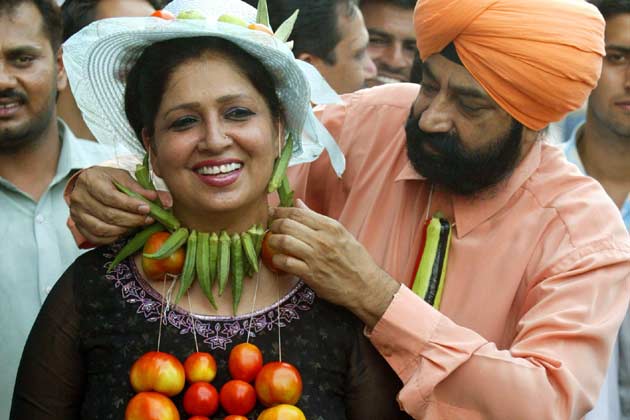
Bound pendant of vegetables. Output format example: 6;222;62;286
110;140;293;314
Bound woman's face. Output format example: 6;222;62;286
147;53;278;220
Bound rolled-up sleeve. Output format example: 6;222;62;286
369;243;630;419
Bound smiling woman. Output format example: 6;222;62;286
127;37;281;229
10;0;410;419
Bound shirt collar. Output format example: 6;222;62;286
394;139;542;238
453;139;544;238
52;119;114;186
452;141;541;238
395;161;425;182
52;120;80;185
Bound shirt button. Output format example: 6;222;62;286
35;214;45;224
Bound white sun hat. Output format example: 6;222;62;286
62;0;345;176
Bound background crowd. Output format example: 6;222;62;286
1;0;629;419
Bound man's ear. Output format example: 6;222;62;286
298;52;322;67
56;47;68;92
141;128;160;177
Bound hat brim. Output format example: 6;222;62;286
63;17;310;158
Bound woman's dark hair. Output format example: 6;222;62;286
124;36;282;148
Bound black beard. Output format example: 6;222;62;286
0;88;55;154
405;110;523;196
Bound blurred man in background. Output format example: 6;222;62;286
360;0;415;86
0;0;113;417
57;0;162;140
263;0;376;94
563;1;630;418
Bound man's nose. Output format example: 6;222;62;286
0;61;18;90
382;42;408;70
363;54;377;80
417;94;454;133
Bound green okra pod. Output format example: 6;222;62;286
278;173;294;207
231;233;244;315
267;134;293;193
208;232;219;286
143;227;188;259
135;154;156;191
217;231;231;295
175;229;197;303
113;181;180;231
196;232;217;309
108;223;165;272
241;232;259;273
252;224;265;256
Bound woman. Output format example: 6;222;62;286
10;0;409;419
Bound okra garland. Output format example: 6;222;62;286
108;136;295;314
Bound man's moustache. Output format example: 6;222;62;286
0;89;27;103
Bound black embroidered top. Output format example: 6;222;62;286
11;242;411;420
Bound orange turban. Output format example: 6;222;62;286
414;0;605;130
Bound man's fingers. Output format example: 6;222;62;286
71;188;150;229
74;167;150;215
267;233;314;261
270;205;331;231
272;254;310;279
106;167;159;202
74;213;128;246
157;191;173;208
269;217;317;244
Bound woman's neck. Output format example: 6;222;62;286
172;196;270;233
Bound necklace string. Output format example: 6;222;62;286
246;268;261;344
276;273;282;362
186;291;200;353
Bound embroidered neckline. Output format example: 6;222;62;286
103;242;315;350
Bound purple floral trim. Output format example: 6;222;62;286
102;244;314;351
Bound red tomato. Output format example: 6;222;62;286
261;232;280;273
129;351;186;397
125;392;180;420
142;232;186;281
184;352;217;383
255;362;302;407
257;404;306;420
229;343;263;382
187;417;209;420
183;382;219;416
225;416;249;420
150;9;176;20
220;379;257;415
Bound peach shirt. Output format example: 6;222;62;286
289;83;630;419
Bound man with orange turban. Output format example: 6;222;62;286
66;0;630;418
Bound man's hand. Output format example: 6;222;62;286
69;166;172;245
268;200;401;328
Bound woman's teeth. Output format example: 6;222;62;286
196;162;242;175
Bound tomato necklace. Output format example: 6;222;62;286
125;263;305;420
